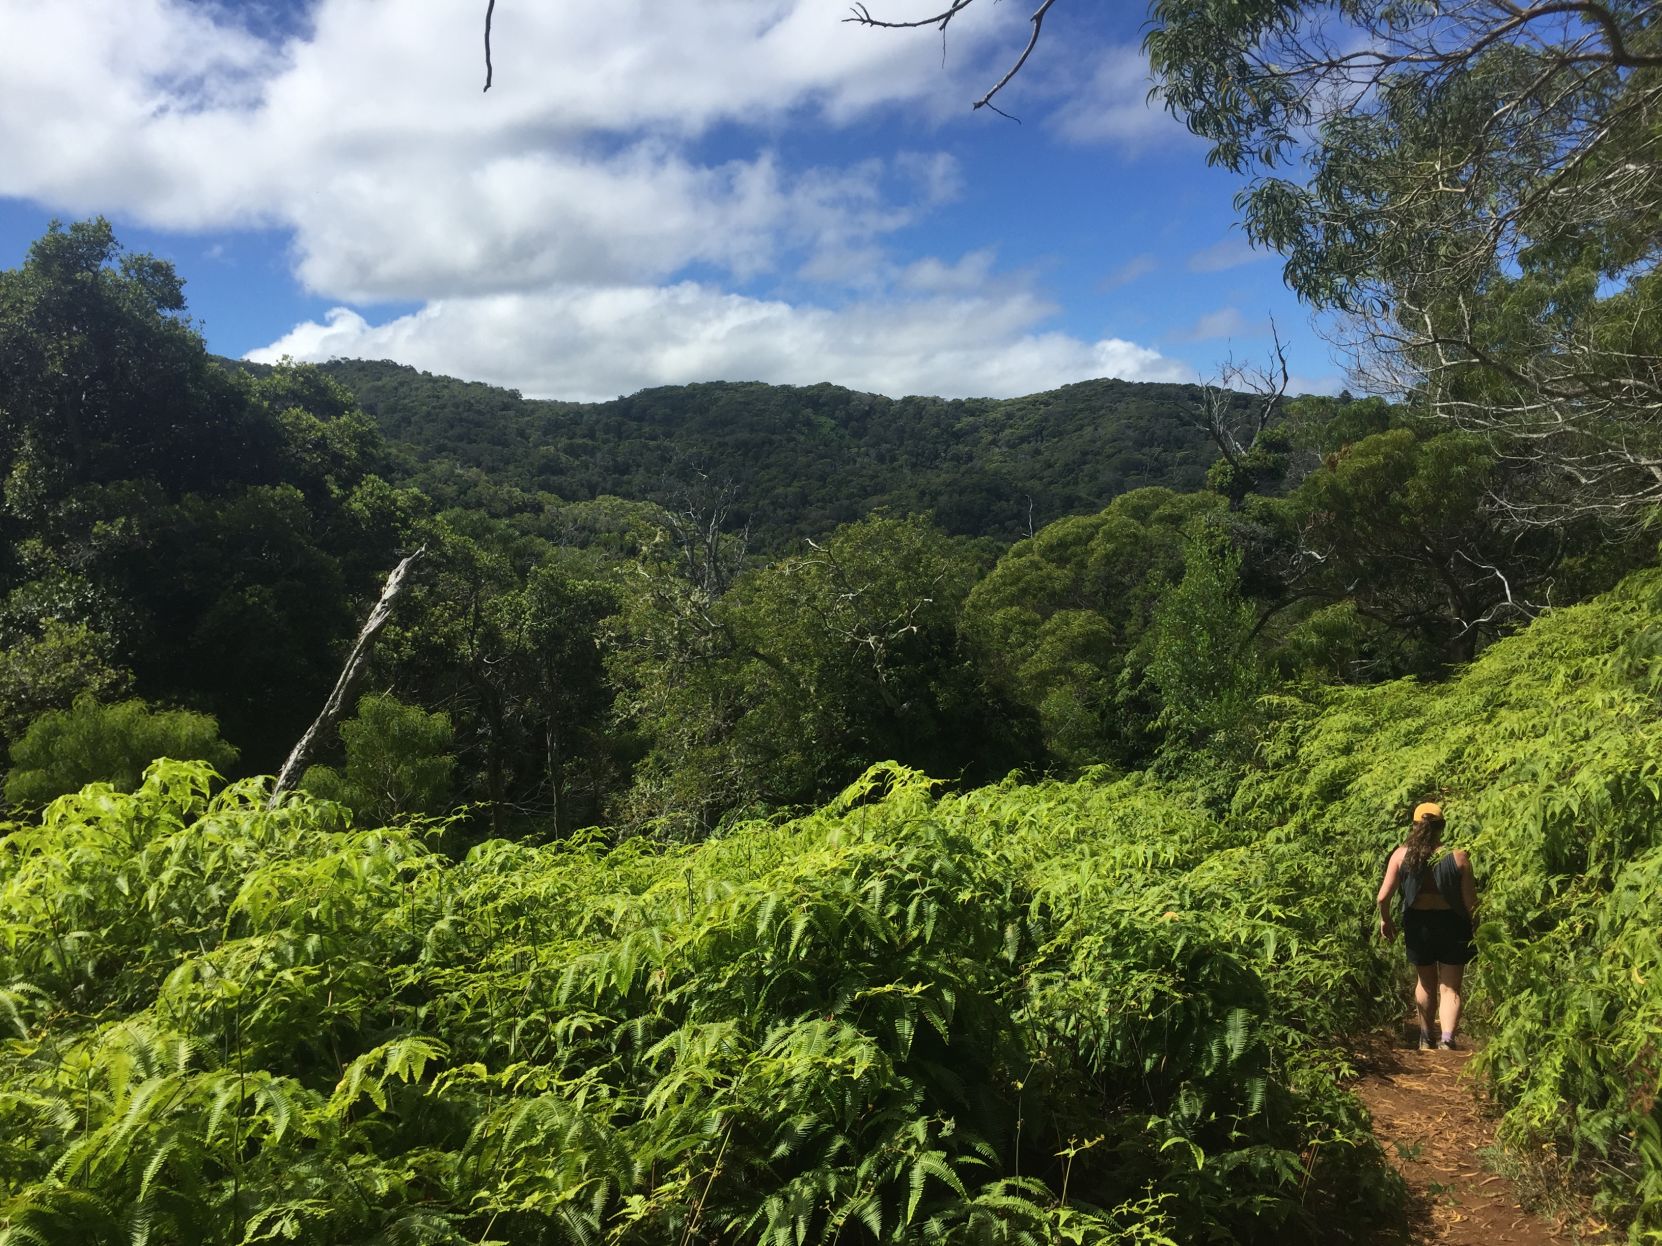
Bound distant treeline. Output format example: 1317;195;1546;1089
307;358;1235;547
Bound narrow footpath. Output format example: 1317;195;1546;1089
1352;1036;1610;1245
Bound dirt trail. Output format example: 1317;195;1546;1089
1352;1036;1604;1245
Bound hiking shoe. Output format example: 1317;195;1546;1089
1418;1033;1435;1051
1438;1037;1458;1051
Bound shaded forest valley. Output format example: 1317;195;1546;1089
3;218;1661;1245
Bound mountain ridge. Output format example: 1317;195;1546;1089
298;357;1249;546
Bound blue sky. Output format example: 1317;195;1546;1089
0;0;1344;401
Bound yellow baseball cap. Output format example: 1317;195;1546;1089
1412;802;1444;822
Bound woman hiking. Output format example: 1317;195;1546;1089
1376;802;1478;1050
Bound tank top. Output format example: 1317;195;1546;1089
1399;852;1466;916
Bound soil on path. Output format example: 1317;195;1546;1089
1351;1035;1608;1245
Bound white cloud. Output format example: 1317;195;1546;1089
278;146;957;302
898;249;1002;294
247;281;1192;401
0;1;1013;275
1045;44;1185;151
1186;237;1271;273
3;0;1204;398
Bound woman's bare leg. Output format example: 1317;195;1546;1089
1437;962;1465;1040
1414;965;1439;1040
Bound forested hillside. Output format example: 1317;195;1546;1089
311;359;1233;547
4;219;1650;833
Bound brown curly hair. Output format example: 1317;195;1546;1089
1402;810;1446;879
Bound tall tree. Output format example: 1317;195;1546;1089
1145;0;1662;521
378;513;618;835
962;488;1220;770
300;692;457;825
0;222;410;766
1139;523;1266;758
0;219;268;510
613;513;1009;833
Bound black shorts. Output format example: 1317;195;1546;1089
1402;908;1474;966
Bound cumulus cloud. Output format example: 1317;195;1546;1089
2;0;1194;397
247;281;1193;401
0;0;1009;249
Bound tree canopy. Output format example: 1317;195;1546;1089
1146;0;1662;520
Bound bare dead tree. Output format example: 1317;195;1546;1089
1197;318;1291;473
268;548;425;807
801;535;949;713
658;471;750;600
1333;279;1662;529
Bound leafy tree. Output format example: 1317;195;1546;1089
722;513;1003;799
614;514;1009;832
0;218;266;511
1276;424;1648;668
378;512;542;834
253;361;384;500
139;484;358;763
301;692;456;824
485;561;616;832
1138;525;1266;759
1145;0;1662;521
962;488;1221;770
379;512;618;835
0;223;412;773
4;694;236;808
0;618;131;745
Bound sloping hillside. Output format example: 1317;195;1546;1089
318;359;1241;546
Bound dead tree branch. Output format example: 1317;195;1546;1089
845;0;1058;118
268;547;426;807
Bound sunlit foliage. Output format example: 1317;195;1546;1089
0;761;1397;1243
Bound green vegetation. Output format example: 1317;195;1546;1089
5;26;1662;1224
300;693;457;825
3;695;236;810
1238;567;1662;1237
6;567;1662;1240
0;761;1391;1244
13;219;1646;833
0;221;409;770
315;359;1236;548
609;513;1017;834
